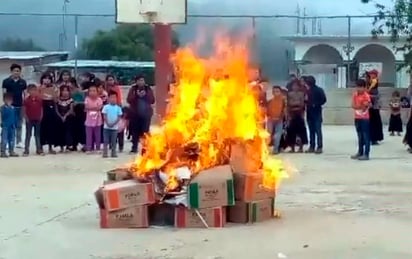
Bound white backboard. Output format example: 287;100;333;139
358;62;382;77
116;0;187;24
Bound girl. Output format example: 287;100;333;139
366;70;384;145
56;70;71;86
84;85;103;153
389;90;403;136
39;73;59;154
105;75;122;106
55;85;74;152
286;80;308;153
70;78;86;151
117;107;129;153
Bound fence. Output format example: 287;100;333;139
0;13;378;81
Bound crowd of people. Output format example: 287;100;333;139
1;63;155;158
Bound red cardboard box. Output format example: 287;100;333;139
102;180;155;211
100;206;149;228
175;207;226;228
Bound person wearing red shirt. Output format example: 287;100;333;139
105;75;122;106
23;84;44;156
351;79;371;161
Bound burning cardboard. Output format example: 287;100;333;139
187;165;235;209
228;198;275;224
233;172;276;202
100;206;149;228
175;207;226;228
101;180;155;211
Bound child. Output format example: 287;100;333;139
55;85;74;153
1;93;19;157
23;84;44;156
266;85;287;154
102;91;123;158
388;90;402;136
117;107;129;153
84;85;103;153
351;79;371;161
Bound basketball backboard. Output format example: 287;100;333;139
115;0;187;24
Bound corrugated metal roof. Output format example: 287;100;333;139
45;60;155;68
281;34;394;40
0;51;69;60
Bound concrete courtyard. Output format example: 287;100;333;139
1;126;412;259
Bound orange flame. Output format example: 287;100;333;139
131;35;288;191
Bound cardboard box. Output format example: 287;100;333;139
175;207;226;228
188;165;235;209
102;180;155;211
106;168;132;181
234;172;276;202
228;198;275;223
100;206;149;228
230;142;262;173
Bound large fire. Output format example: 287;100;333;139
130;35;288;191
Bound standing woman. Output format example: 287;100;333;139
39;73;59;154
55;85;74;152
70;77;86;151
105;75;122;106
366;70;384;145
56;70;71;86
286;80;308;152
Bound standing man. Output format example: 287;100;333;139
2;64;27;148
127;74;155;154
304;76;327;154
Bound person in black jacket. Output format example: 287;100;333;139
304;76;327;154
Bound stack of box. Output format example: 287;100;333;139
228;143;276;224
95;179;156;228
175;165;234;228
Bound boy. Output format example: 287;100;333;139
102;91;122;158
23;84;43;156
351;79;371;161
1;93;19;157
266;85;287;154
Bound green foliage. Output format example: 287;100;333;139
362;0;412;70
0;38;45;51
82;24;180;61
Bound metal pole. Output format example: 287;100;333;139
74;15;78;78
346;16;352;88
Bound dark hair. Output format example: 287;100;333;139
3;92;13;100
58;70;71;82
10;63;22;71
27;84;37;90
289;74;296;78
40;73;53;85
108;90;118;97
272;85;282;90
106;74;116;81
59;85;70;96
135;74;145;81
392;90;400;97
83;72;95;80
70;77;78;88
356;79;367;88
88;84;98;90
92;77;102;87
304;76;316;87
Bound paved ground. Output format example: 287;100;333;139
1;126;412;259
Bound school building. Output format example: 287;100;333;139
284;35;410;124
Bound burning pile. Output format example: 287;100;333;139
94;35;288;229
131;36;287;192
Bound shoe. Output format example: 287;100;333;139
23;151;29;157
0;153;8;158
305;148;315;153
129;150;137;154
314;148;323;154
102;153;109;158
111;154;118;158
371;141;379;146
350;154;361;160
16;143;23;149
390;132;394;136
358;155;369;161
9;152;19;157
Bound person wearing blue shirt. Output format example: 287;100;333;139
1;93;19;157
102;91;123;158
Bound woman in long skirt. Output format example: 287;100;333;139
69;78;86;151
39;74;59;154
388;90;403;136
55;85;75;152
366;70;384;145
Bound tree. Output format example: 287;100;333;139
362;0;412;70
0;38;45;51
82;24;180;61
